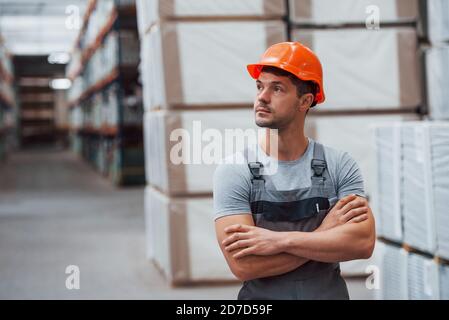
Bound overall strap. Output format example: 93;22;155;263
244;148;265;184
311;142;327;179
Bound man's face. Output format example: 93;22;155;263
254;72;301;129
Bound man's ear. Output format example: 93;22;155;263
298;93;314;112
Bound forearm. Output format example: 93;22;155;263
230;252;308;281
282;220;375;263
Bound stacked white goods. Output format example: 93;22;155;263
292;27;421;111
377;242;408;300
373;124;403;242
402;122;437;254
439;263;449;299
141;20;285;110
407;252;439;299
146;109;256;196
144;186;235;284
290;0;418;24
419;0;449;44
424;45;449;119
138;1;287;284
429;123;449;261
136;0;285;37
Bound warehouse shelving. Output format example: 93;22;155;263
67;0;144;185
0;34;17;160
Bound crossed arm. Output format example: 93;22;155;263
215;195;375;281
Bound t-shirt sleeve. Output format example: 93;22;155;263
213;163;252;221
336;152;366;199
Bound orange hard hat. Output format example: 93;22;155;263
247;41;325;104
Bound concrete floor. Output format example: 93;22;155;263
0;149;374;299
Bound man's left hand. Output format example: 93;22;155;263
222;224;286;259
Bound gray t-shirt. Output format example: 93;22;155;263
213;138;365;220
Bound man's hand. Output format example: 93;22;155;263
222;224;286;259
317;194;369;231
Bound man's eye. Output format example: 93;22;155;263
274;86;282;92
257;86;262;91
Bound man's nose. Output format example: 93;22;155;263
257;88;271;104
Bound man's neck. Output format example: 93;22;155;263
260;127;309;162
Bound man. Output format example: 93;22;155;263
213;42;376;300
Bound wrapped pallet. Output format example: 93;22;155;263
136;0;285;36
145;108;256;196
430;123;449;261
407;252;439;300
439;263;449;299
144;186;236;285
292;28;421;111
377;241;408;300
290;0;418;25
418;0;449;44
402;122;437;254
141;20;286;110
424;45;449;120
373;123;403;242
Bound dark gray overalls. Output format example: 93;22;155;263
238;142;349;300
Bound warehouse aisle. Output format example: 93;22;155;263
0;149;373;299
0;149;240;299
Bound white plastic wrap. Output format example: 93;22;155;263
420;0;449;44
136;0;285;36
439;263;449;299
141;20;286;110
407;252;440;300
290;0;418;24
425;45;449;120
144;186;236;284
430;124;449;261
292;27;421;111
374;123;403;242
145;108;256;195
402;123;437;254
377;242;408;300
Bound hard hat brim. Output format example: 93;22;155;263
246;63;325;103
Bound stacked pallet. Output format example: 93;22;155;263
67;0;144;185
375;122;449;257
420;0;449;119
376;239;447;300
295;0;421;276
137;0;287;285
375;121;449;299
375;241;408;300
0;35;16;159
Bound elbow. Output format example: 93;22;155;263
230;263;257;282
359;234;376;259
231;267;249;281
231;266;253;282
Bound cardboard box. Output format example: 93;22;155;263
292;27;421;111
140;20;286;110
144;186;236;284
290;0;418;25
136;0;285;36
145;108;256;195
424;45;449;120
